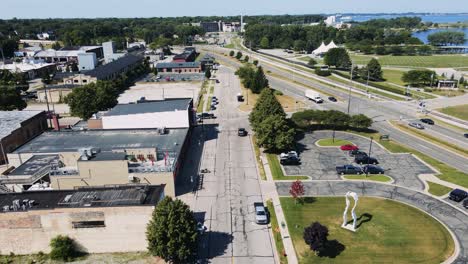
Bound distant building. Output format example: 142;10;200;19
103;41;126;63
0;58;56;79
222;22;242;32
200;21;222;32
63;54;143;85
156;62;202;74
34;46;103;64
0;111;47;165
172;51;197;63
3;128;190;196
438;80;457;89
78;52;97;71
88;98;195;130
0;185;165;254
199;54;216;70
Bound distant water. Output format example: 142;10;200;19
412;28;468;45
338;14;468;24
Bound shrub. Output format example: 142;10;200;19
315;68;331;77
49;235;77;261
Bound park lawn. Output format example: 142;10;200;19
382;69;407;86
432;89;466;97
0;252;155;264
238;83;307;112
281;197;454;264
266;154;309;181
343;174;392;183
266;200;288;264
350;54;468;68
316;138;353;147
427;181;452;197
438;104;468;121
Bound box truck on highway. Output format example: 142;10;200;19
305;90;323;103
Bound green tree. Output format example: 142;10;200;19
244;55;250;62
49;235;77;261
51;42;62;50
205;69;212;79
64;85;98;119
307;58;317;67
0;87;27;111
256;115;295;152
251;66;269;94
293;40;306;52
402;69;436;86
428;31;465;46
349;114;373;129
324;48;351;70
323;110;350;127
249;88;285;131
367;58;383;81
146;197;198;264
236;51;243;60
253;60;259;66
229;50;235;57
260;37;270;49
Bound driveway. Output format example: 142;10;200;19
276;181;468;264
282;131;435;190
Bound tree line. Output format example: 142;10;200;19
0;70;28;110
428;31;466;46
291;109;373;131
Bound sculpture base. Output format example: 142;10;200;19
341;224;357;232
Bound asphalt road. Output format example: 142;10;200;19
275;181;468;264
204;48;468;173
191;66;275;264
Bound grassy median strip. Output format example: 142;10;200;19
438;104;468;121
343;174;392;183
266;200;288;264
391;121;468;158
197;96;205;113
427;181;452;197
316;138;353;147
205;96;212;112
266;154;309;180
252;135;267;181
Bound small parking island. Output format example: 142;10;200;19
280;196;455;264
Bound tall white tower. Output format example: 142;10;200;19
240;15;244;33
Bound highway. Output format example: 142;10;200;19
201;45;468;173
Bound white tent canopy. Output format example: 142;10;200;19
312;40;338;55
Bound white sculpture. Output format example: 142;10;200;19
341;191;359;232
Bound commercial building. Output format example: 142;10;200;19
0;111;47;165
0;185;165;254
88;98;194;129
34;46;103;64
172;51;197;63
156;62;202;74
63;54;143;85
200;21;223;32
0;59;56;79
3;128;190;196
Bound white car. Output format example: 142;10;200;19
280;151;298;159
408;122;424;129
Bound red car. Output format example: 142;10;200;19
340;144;359;151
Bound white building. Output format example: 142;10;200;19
0;59;56;79
88;98;194;130
78;53;97;71
324;16;336;26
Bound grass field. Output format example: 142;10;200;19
281;197;454;264
266;200;288;264
350;54;468;68
382;69;406;86
266;154;309;180
316;138;353;147
427;181;452;196
432;89;466;97
0;252;159;264
343;174;392;183
438;104;468;121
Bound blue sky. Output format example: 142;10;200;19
1;0;467;19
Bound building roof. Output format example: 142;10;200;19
104;98;191;117
84;54;142;79
7;155;59;176
0;62;56;73
84;152;127;162
156;62;201;69
0;111;44;139
0;185;165;212
13;128;189;155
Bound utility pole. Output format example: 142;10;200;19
347;64;353;115
366;137;374;176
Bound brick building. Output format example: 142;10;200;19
156;62;202;74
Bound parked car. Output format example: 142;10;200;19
280;156;301;165
254;202;268;224
349;150;367;157
340;144;359;151
362;165;385;174
420;118;434;125
463;199;468;209
355;156;379;165
210;105;216;110
328;96;337;102
280;151;298;159
237;93;244;102
464;133;468;138
336;165;362;175
409;122;424;129
200;113;215;119
238;128;247;137
449;189;468;202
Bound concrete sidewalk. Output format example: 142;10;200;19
260;155;299;264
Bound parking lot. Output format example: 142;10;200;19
281;131;435;191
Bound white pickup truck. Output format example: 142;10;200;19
305;90;324;103
254;202;268;224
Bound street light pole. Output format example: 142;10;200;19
367;137;374;176
347;64;353;115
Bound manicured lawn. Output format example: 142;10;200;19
427;181;452;196
350;54;468;68
382;69;406;86
266;200;288;264
197;96;205;113
316;138;353;147
281;197;454;264
266;154;309;180
343;174;392;183
432;89;466;97
438;104;468;121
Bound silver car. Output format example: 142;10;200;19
408;122;424;129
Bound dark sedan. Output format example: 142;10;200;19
420;118;434;125
363;165;385;174
355;156;379;165
328;96;337;102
